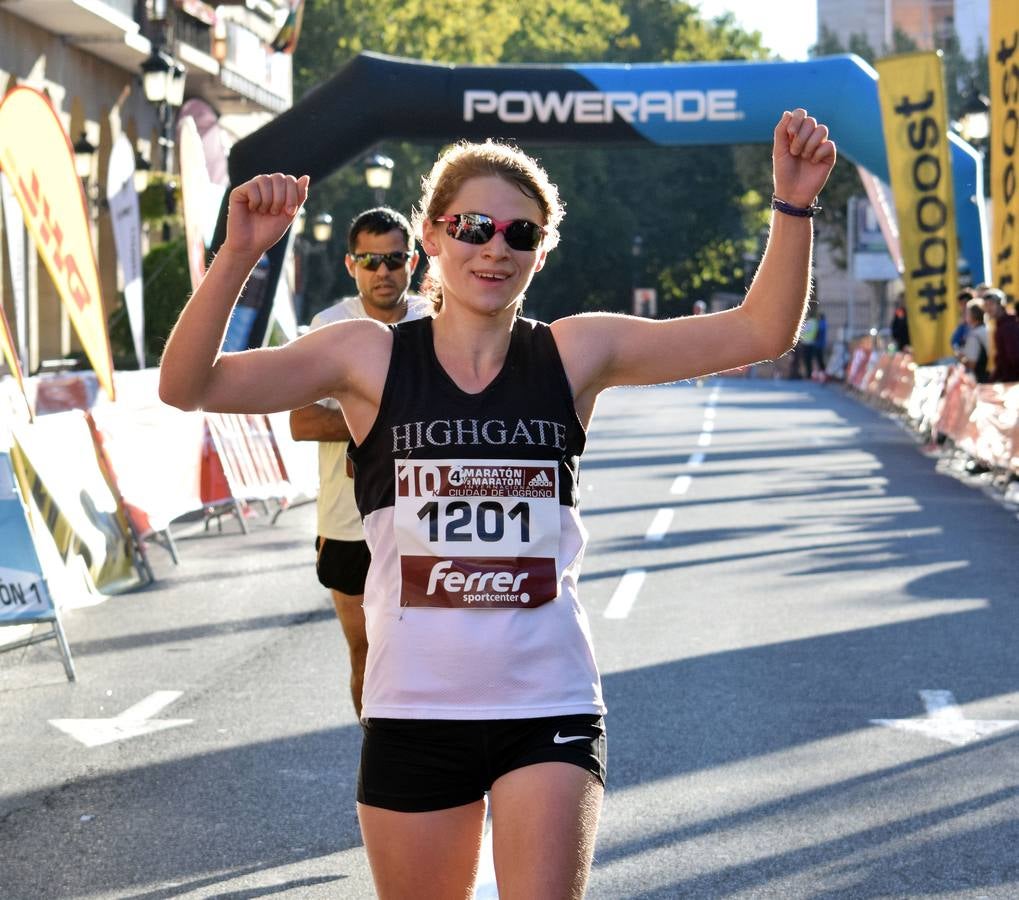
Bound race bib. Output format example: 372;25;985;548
394;458;560;609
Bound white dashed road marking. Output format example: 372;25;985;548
670;475;692;495
645;509;674;541
606;389;719;621
604;569;647;619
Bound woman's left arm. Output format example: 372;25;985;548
553;108;836;419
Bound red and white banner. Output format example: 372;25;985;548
106;134;145;369
0;88;115;399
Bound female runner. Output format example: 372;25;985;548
160;108;835;899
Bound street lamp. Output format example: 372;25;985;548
140;48;186;113
364;153;394;205
140;44;186;238
295;213;335;321
72;130;96;182
72;130;99;221
133;149;152;193
312;213;333;243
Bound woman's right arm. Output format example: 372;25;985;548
157;174;389;423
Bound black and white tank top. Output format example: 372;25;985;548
349;316;605;720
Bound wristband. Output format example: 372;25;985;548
771;194;822;218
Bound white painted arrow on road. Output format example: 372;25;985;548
50;691;193;747
871;690;1019;747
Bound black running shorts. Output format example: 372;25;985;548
314;537;371;595
357;715;607;812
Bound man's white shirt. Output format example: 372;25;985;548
309;295;432;540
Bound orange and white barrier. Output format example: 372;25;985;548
956;384;1019;471
930;367;979;446
846;348;873;389
204;413;300;530
846;353;1019;479
906;365;950;434
14;368;318;541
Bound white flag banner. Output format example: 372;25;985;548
266;228;299;344
106;135;145;369
856;164;903;275
0;171;29;373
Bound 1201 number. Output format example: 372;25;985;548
417;500;530;543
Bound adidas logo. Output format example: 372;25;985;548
527;470;554;487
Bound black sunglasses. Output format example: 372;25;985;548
349;251;413;271
433;213;545;251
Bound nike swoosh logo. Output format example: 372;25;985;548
553;732;589;744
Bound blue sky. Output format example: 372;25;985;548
696;0;818;60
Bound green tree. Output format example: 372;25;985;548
109;238;190;366
292;0;774;322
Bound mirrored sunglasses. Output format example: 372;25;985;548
433;213;545;251
350;251;413;271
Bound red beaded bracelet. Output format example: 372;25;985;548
771;194;822;218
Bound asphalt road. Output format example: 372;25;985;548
2;377;1017;899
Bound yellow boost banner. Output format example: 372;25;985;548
0;87;115;399
990;0;1019;303
876;52;959;365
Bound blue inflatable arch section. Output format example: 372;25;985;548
222;52;988;345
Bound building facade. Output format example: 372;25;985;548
817;0;988;55
0;0;293;374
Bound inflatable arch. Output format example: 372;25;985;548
220;52;988;345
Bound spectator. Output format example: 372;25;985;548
950;288;976;355
289;206;430;718
983;288;1019;382
158;108;836;898
890;298;910;352
957;298;989;383
814;311;828;373
795;307;819;378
